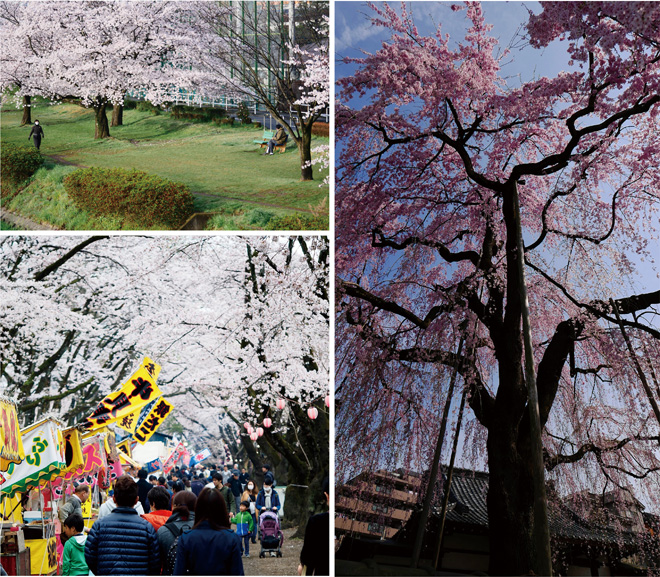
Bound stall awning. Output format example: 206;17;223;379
1;418;65;498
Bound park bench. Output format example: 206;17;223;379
254;129;288;153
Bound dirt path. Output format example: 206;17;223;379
0;209;58;231
243;527;303;576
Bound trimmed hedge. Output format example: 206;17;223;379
171;105;225;122
1;143;44;185
63;167;194;229
312;122;329;137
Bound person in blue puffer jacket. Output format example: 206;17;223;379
173;487;244;575
85;475;161;575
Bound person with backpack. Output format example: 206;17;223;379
172;487;243;575
231;501;255;557
158;490;197;575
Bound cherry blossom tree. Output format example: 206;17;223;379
189;1;329;181
336;2;660;575
0;1;203;138
1;235;329;530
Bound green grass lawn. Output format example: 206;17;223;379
1;99;329;230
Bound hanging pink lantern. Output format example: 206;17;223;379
276;399;286;410
263;418;272;428
243;422;250;430
256;427;264;437
250;432;259;441
246;425;253;434
307;407;318;420
325;395;330;408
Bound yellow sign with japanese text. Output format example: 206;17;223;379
116;407;141;434
134;397;174;444
116;439;133;458
84;358;162;430
0;398;25;472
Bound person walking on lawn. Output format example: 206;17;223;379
28;120;44;150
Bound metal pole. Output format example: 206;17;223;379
434;385;469;570
512;179;552;576
288;0;295;47
410;337;464;568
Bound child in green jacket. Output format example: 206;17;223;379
232;501;255;557
61;514;89;576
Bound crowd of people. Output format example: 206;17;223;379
55;462;328;576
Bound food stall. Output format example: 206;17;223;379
1;418;66;576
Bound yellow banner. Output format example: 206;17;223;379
0;398;25;471
116;439;133;459
26;536;57;575
116;407;141;434
62;427;84;474
84;358;161;429
134;397;174;444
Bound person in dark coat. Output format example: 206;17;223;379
298;478;330;576
173;487;243;575
84;475;160;575
28;120;44;150
228;470;243;512
137;468;152;513
190;474;205;497
157;490;196;575
255;477;281;513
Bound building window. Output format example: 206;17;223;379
368;522;383;534
375;484;392;495
372;503;389;513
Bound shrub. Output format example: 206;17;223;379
171;105;225;122
267;213;329;231
246;208;275;228
311;122;329;137
63;167;194;229
1;143;44;186
219;117;234;125
135;101;161;115
236;102;252;124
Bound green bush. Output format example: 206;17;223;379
171;105;225;122
237;102;252;125
1;142;44;186
135;101;161;115
63;167;194;229
219;117;234;126
267;213;329;231
246;208;276;228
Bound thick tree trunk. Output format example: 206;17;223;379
94;101;110;139
299;126;314;181
111;103;123;127
487;421;537;575
21;95;31;126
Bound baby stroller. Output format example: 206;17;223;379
258;510;284;558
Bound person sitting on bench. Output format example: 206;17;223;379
265;124;287;155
